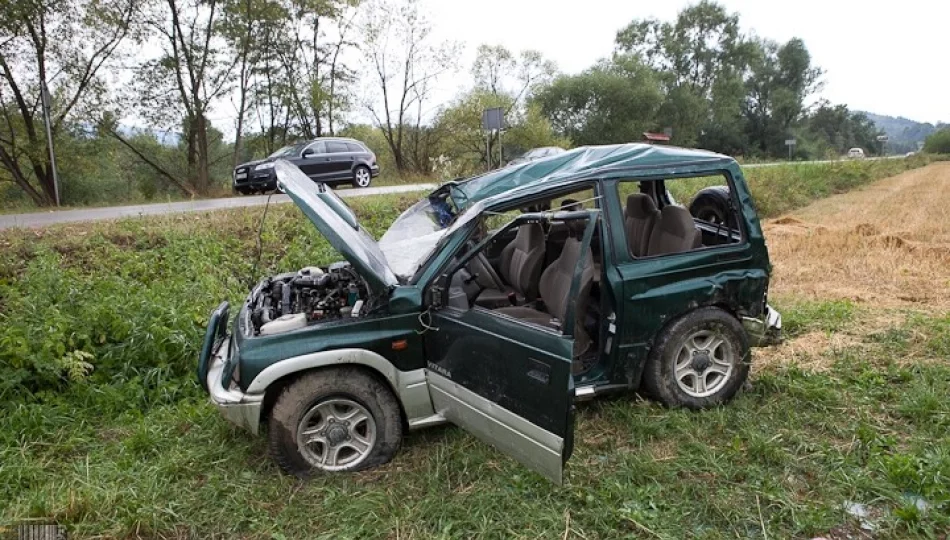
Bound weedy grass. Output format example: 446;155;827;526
1;158;948;538
741;155;944;218
1;311;948;539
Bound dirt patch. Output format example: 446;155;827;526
764;162;950;311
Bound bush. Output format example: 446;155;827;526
923;128;950;154
0;197;413;403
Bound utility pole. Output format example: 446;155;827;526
40;79;61;206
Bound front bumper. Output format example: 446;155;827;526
198;302;262;434
742;304;783;347
205;338;263;434
233;167;277;190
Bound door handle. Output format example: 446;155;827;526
526;358;551;385
716;252;741;262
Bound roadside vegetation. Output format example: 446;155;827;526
5;0;933;212
2;162;949;538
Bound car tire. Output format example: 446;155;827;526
641;307;750;410
352;166;372;188
688;186;735;228
267;367;403;478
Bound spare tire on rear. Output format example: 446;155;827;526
688;186;736;229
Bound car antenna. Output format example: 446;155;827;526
250;192;274;286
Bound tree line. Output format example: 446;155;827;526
1;0;889;207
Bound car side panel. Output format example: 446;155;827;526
234;310;426;394
599;167;770;388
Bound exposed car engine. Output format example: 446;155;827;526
248;262;370;336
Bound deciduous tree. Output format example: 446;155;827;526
0;0;139;205
361;0;458;173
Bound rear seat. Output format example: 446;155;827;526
647;205;703;256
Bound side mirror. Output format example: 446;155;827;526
302;148;314;158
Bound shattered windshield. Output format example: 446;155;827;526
379;190;479;280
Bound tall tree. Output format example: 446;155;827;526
615;0;753;147
467;44;557;165
220;0;285;167
743;37;822;155
472;44;556;109
361;0;458;173
534;56;663;146
132;0;233;194
0;0;138;205
807;102;882;157
276;0;358;140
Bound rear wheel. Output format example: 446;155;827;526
641;307;750;409
352;166;372;188
267;367;403;477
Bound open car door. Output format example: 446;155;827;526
423;211;599;484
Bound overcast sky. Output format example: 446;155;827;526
424;0;948;124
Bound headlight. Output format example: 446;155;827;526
255;162;275;171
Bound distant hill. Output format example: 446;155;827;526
859;112;946;153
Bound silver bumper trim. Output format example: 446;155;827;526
206;339;263;434
742;304;783;347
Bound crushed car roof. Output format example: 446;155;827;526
451;143;733;208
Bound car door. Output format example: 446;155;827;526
422;212;598;484
295;141;328;180
324;141;354;181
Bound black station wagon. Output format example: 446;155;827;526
199;144;782;484
233;137;379;194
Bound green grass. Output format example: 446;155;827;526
1;314;948;538
2;163;949;538
741;155;942;218
772;298;859;338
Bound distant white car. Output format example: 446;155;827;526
847;148;866;159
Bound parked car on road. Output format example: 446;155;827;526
847;147;866;159
507;146;566;167
199;144;782;484
233;137;379;194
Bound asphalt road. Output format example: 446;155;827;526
0;183;437;230
0;156;908;230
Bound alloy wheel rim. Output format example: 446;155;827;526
356;169;371;186
296;398;377;471
674;329;734;397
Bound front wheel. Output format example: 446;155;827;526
267;368;403;477
352;166;372;188
641;307;750;409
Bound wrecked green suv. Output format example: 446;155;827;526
197;144;782;484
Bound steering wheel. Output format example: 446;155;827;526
467;251;506;292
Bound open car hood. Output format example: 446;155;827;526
275;160;399;293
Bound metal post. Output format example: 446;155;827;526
40;79;61;206
498;129;503;168
788;143;792;161
486;131;491;171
